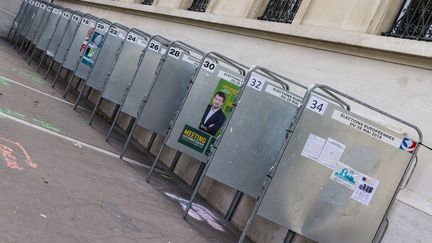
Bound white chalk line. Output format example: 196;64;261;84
0;75;92;112
0;111;162;173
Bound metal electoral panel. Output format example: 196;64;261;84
53;12;82;63
18;0;39;37
10;0;28;33
162;54;247;163
101;29;150;104
35;6;63;51
24;1;47;41
14;0;32;36
62;15;98;71
206;68;306;198
120;36;171;117
85;24;128;91
46;9;72;57
136;47;207;136
32;4;55;46
74;19;112;80
257;91;416;243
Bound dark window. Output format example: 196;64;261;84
188;0;210;12
258;0;303;23
385;0;432;41
142;0;154;5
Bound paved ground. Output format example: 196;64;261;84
0;38;247;242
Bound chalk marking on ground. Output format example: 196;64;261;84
0;111;161;173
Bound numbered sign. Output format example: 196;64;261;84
201;58;217;73
247;73;266;91
148;41;161;52
108;27;118;36
30;1;34;5
96;23;106;31
52;8;60;14
168;47;183;59
35;1;40;7
72;15;80;23
126;33;137;43
81;18;90;25
306;96;328;115
40;3;46;8
62;11;71;19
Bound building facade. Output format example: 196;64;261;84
2;0;432;242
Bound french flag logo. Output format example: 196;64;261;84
400;138;417;153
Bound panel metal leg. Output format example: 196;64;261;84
170;151;182;171
182;162;210;219
88;96;103;125
24;43;33;59
224;191;243;222
6;28;14;41
283;230;297;243
52;66;63;88
120;119;138;158
10;32;18;44
36;53;46;73
147;133;157;150
75;78;83;92
63;74;75;98
73;84;87;111
145;138;168;183
106;108;122;142
44;59;54;80
27;47;37;65
17;39;26;53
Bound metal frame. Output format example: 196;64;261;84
18;1;49;56
7;0;28;42
13;0;41;49
105;35;172;141
73;23;130;111
238;84;423;243
118;41;212;160
87;28;152;125
62;18;113;98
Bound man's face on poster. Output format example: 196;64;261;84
212;94;224;109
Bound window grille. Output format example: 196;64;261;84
188;0;210;12
258;0;303;23
142;0;154;5
385;0;432;41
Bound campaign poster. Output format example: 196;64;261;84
82;31;104;67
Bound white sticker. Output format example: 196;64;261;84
331;110;403;148
167;47;183;59
52;8;59;14
218;71;243;86
118;32;126;39
182;54;200;67
306;96;328;115
265;84;302;107
108;27;118;36
137;38;147;47
81;18;90;25
317;138;346;169
148;41;161;52
30;1;34;5
301;133;326;161
330;162;361;190
89;21;96;28
35;1;40;7
62;12;71;19
247;73;266;91
72;15;80;23
161;48;167;55
351;175;379;206
47;6;52;12
40;3;46;9
96;23;106;31
126;33;137;43
25;0;29;3
201;58;217;73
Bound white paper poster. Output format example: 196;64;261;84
317;138;346;169
301;134;326;161
351;175;379;206
330;162;361;190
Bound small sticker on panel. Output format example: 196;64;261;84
201;58;217;73
301;133;326;161
161;48;167;55
351;175;379;206
137;38;147;47
217;71;243;86
265;84;302;107
182;54;200;67
306;95;328;115
317;138;346;169
247;73;266;91
118;32;126;39
330;162;361;190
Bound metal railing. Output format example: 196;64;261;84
385;0;432;41
258;0;303;23
188;0;210;12
142;0;154;5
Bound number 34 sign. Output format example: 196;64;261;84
306;96;328;115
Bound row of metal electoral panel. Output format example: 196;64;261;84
7;1;423;243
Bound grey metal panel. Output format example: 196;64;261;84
86;25;128;91
11;0;28;31
162;64;247;165
24;2;47;41
120;45;167;117
53;12;82;62
101;31;149;104
18;1;39;37
32;4;54;45
62;15;98;71
35;6;62;51
258;99;412;243
137;51;203;136
74;19;112;80
206;78;303;198
46;9;72;57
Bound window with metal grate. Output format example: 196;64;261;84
258;0;303;23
